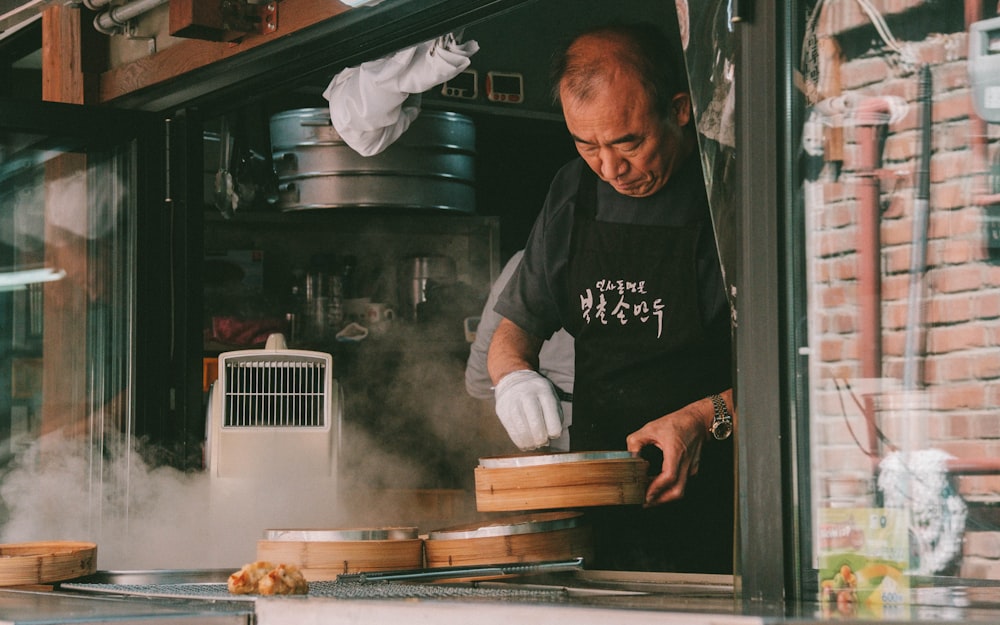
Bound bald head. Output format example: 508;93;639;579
551;22;686;122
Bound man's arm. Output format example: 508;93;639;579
626;388;734;506
465;252;526;399
487;318;563;450
487;317;543;385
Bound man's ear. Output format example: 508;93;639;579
672;93;692;126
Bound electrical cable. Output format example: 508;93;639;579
833;377;899;458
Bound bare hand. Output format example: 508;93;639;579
626;402;711;507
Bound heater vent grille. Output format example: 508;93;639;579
221;355;330;428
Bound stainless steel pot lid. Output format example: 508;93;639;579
478;450;634;469
264;527;419;541
428;512;582;541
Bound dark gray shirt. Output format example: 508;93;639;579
495;156;728;340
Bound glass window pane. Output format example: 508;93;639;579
679;0;739;300
792;0;1000;612
0;128;136;550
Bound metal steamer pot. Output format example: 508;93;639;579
269;109;476;212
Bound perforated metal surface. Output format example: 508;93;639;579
63;580;569;603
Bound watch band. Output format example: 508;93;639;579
709;393;733;440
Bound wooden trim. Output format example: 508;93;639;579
99;0;351;104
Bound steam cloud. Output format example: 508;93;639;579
0;337;506;570
0;427;441;569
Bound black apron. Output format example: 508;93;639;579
563;166;734;573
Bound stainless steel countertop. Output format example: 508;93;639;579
0;587;251;625
6;569;1000;625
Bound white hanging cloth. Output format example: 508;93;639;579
323;32;479;156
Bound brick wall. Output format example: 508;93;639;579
805;1;1000;578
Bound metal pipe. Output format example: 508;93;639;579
81;0;112;10
901;65;934;392
854;97;893;460
947;456;1000;475
93;0;167;35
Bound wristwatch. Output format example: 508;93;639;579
709;393;733;440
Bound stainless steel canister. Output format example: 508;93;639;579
398;255;457;322
269;109;476;213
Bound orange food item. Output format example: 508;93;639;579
258;564;309;595
227;561;308;595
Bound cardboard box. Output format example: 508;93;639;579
817;507;910;617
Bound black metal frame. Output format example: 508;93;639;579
0;98;157;145
733;0;795;605
113;0;540;113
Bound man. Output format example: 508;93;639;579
465;250;574;450
487;22;734;573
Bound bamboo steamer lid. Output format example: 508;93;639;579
257;527;423;580
425;511;593;568
0;541;97;586
474;451;649;512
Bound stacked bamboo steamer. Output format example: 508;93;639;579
424;510;593;568
0;541;97;586
425;451;649;568
473;451;649;511
257;528;423;581
257;452;649;577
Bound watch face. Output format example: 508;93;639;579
712;420;733;440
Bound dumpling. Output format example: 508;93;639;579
258;563;309;595
227;561;277;594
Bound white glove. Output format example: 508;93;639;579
494;370;563;450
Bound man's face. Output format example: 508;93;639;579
561;77;690;198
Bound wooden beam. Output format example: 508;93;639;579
41;3;106;104
100;0;350;103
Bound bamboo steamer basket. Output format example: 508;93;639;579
0;541;97;586
425;511;593;568
257;528;423;581
474;451;649;512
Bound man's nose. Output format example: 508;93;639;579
600;151;627;180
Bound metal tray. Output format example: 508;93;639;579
428;511;583;541
65;568;234;586
478;450;634;469
264;527;418;541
